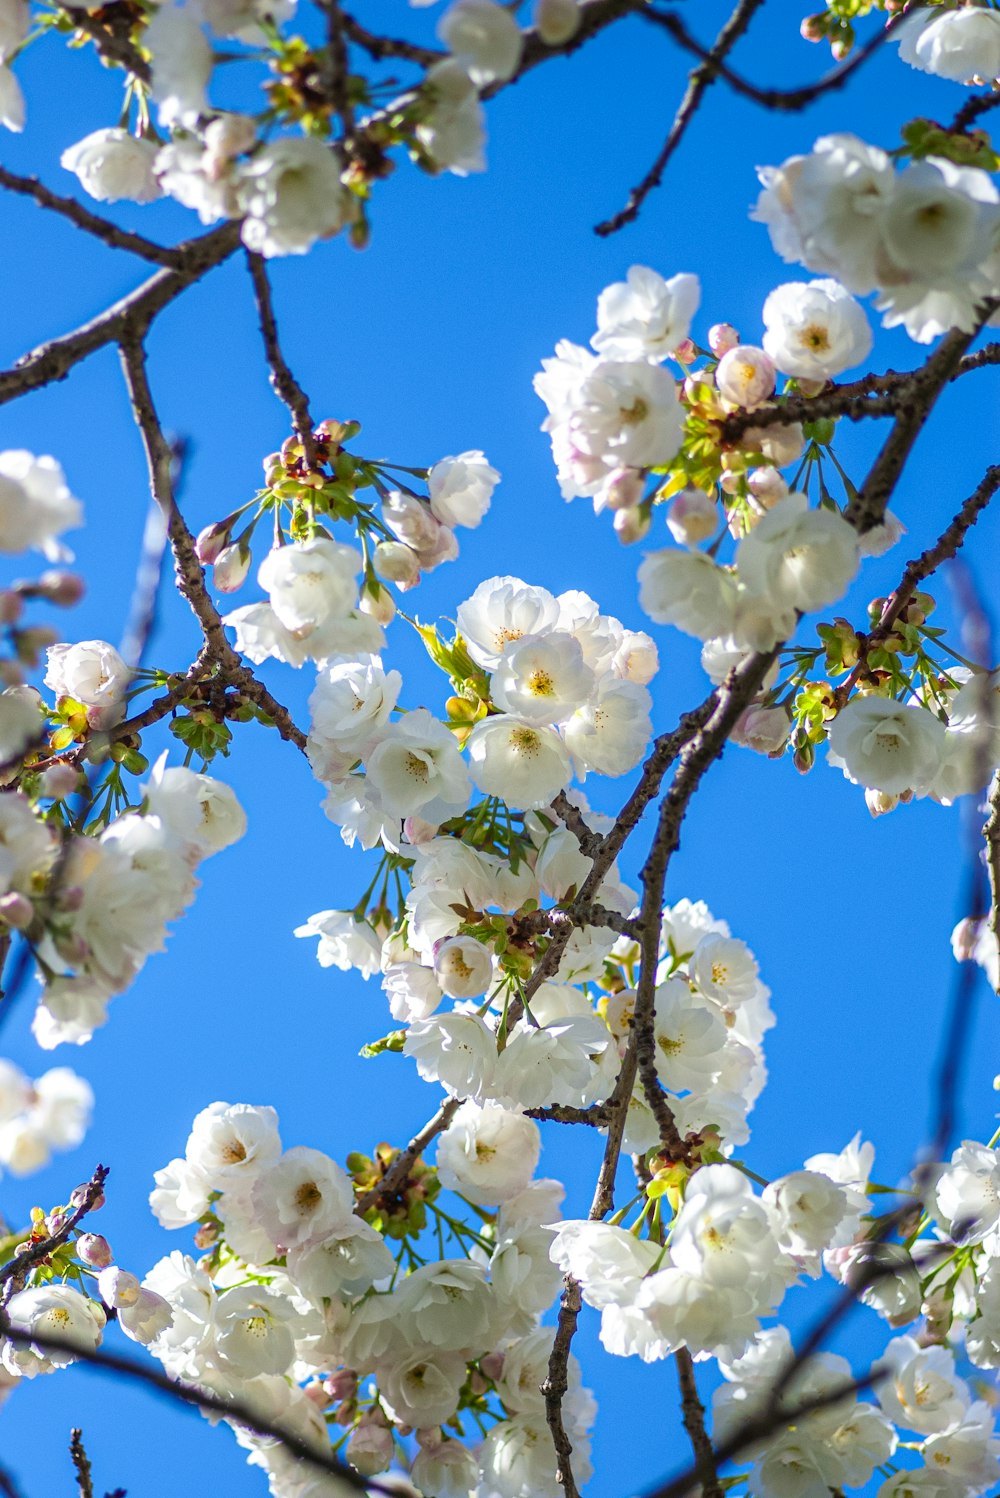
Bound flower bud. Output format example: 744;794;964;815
347;1417;394;1476
53;883;85;913
600;467;644;512
403;815;439;845
667;488;717;547
195;521;231;565
202;111;257;162
373;540;421;587
0;891;33;930
325;1369;358;1403
708;323;740;357
193;1220;219;1250
716;345;776;408
747;466;789;509
534;0;580;44
39;762;81;800
865;787;899;818
77;1233;113;1268
719;469;742;496
479;1350;505;1382
36;571;86;607
0;591;23;625
358;582;395;627
743;421;805;468
71;1181;105;1213
213;544;251;594
800;12;826;41
731;705;790;756
613;505;650;544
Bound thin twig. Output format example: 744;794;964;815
69;1431;94;1498
0;165;183;267
641;5;899;113
834;462;1000;706
0;1165;108;1299
595;0;768;236
675;1348;723;1498
355;1096;461;1214
951;87;1000;135
984;772;1000;997
245;253;319;465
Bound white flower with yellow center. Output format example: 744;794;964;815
466;714;572;809
491;630;595;725
762;278;872;380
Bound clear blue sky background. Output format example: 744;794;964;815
1;2;1000;1494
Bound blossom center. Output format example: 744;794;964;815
295;1180;322;1214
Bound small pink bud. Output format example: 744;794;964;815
404;815;439;846
613;506;650;545
667;489;717;547
673;338;697;365
46;1209;71;1235
0;892;33;930
193;1221;219;1249
213;544;251;594
865;787;899;818
800;12;826;41
346;1419;394;1476
325;1369;358;1403
36;571;86;607
53;883;85;913
0;591;23;625
600;467;644;513
731;705;790;756
303;1380;329;1409
39;762;81;801
952;917;984;963
71;1181;105;1212
720;469;743;496
479;1350;505;1382
747;467;789;509
194;521;231;565
77;1233;113;1268
708;323;740;357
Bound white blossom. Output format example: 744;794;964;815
762;279;872;380
239;138;354;257
61;129;161;204
592;267;700;363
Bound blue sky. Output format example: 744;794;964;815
2;2;1000;1494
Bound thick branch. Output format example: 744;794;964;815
0;1321;385;1495
0;223;242;408
675;1348;722;1498
595;0;767;236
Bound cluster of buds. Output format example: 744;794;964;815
348;1143;441;1241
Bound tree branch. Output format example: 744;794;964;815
245;252;319;466
0;165;183;268
0;223;242;409
355;1096;461;1215
0;1165;108;1300
69;1431;95;1498
675;1347;723;1498
595;0;768;236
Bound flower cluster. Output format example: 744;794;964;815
140;1100;596;1498
0;1058;91;1178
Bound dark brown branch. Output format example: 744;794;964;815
844;313;997;534
69;1431;94;1498
951;87;1000;135
526;1102;614;1126
325;0;358;141
675;1348;722;1498
355;1096;461;1215
339;7;441;66
0;1165;108;1299
550;790;603;858
245;252;319;465
595;0;767;236
542;1279;584;1498
642;5;898;113
0;1322;388;1495
62;5;151;81
834;462;1000;705
985;774;1000;997
0;1464;25;1498
0;223;243;409
0;165;184;268
117;337;309;752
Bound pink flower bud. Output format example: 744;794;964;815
325;1369;358;1403
373;540;421;587
600;467;644;513
303;1379;329;1409
952;917;984;963
71;1181;105;1212
800;12;826;41
479;1350;505;1382
37;571;86;607
731;705;790;756
46;1209;70;1235
77;1233;113;1268
708;323;740;357
404;815;439;845
743;421;805;468
347;1419;394;1476
613;506;650;545
53;883;84;913
667;489;717;547
716;345;776;408
673;337;697;365
0;591;23;625
0;892;33;930
747;467;789;509
194;521;231;565
720;469;743;496
213;544;251;594
39;762;80;800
